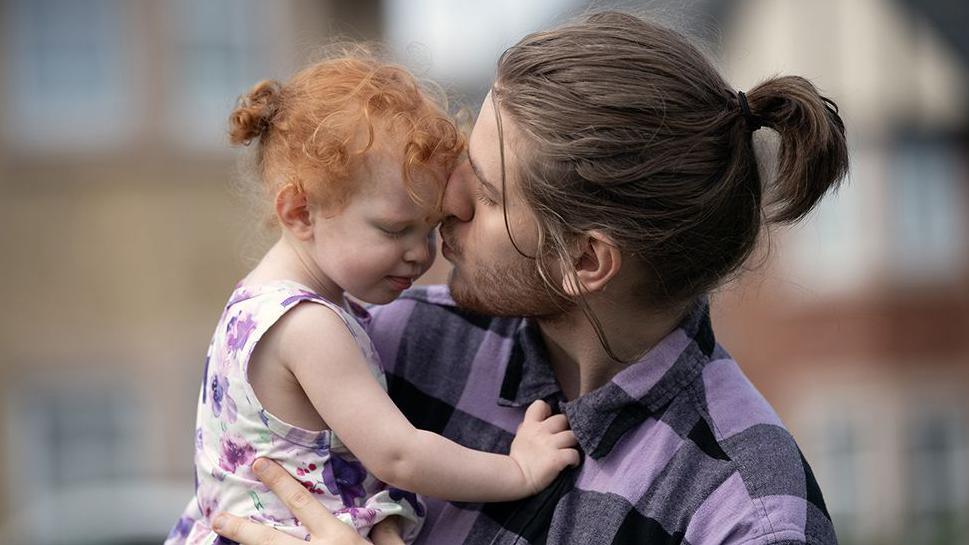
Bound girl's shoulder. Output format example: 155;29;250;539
227;280;377;364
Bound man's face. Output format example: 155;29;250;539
439;93;567;316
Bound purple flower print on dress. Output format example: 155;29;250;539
219;434;257;473
281;291;326;307
195;427;203;451
251;510;300;528
201;352;211;403
322;453;368;507
166;515;195;541
335;506;378;529
209;373;237;422
197;491;219;519
226;313;257;352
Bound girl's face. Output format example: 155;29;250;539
307;142;444;305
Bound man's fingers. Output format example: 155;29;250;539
252;458;342;536
213;512;296;545
523;399;551;422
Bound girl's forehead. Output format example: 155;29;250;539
358;145;444;203
351;177;441;224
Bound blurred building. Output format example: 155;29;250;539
0;1;966;544
0;1;383;543
712;1;969;545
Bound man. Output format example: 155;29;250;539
215;11;845;545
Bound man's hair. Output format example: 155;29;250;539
493;10;847;309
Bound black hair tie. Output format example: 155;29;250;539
737;91;763;132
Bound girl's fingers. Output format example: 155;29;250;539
552;430;578;448
523;399;551;422
559;448;581;468
542;414;569;432
251;458;344;537
213;512;301;545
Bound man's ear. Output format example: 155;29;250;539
275;183;314;241
561;232;622;297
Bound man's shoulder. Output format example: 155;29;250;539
582;354;837;544
677;356;837;545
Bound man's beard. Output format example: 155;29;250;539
441;224;571;317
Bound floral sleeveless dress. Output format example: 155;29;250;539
165;280;424;545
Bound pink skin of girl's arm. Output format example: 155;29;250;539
270;303;580;503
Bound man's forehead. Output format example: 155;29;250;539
469;92;523;194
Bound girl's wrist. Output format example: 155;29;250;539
504;454;531;497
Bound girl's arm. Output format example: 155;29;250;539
272;303;579;502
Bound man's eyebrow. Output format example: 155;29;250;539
467;151;500;198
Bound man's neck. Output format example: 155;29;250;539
535;297;686;401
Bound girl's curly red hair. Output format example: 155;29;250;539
229;52;465;213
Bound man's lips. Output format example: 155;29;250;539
440;229;459;260
441;237;453;260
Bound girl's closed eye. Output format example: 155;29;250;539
377;225;408;239
374;220;414;239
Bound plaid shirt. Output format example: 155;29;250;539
367;286;836;545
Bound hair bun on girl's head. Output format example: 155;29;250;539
228;80;282;146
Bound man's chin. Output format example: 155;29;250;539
446;262;566;318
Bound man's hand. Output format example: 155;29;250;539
212;458;368;545
509;400;580;495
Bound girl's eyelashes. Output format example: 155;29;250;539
378;225;408;239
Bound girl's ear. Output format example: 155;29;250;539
275;184;315;241
561;231;622;297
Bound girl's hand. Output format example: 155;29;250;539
212;458;368;545
509;400;581;495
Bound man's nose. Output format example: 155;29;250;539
442;160;474;222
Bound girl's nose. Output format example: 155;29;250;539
404;233;433;265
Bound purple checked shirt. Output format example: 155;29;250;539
367;286;836;545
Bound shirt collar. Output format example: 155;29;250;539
495;297;716;459
496;317;561;408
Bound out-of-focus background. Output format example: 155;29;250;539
0;0;966;544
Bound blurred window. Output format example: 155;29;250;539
889;139;966;282
383;0;584;92
785;157;870;294
817;418;863;544
13;384;141;492
3;0;132;151
907;407;969;544
2;378;187;545
165;0;274;149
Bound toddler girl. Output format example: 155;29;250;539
164;54;578;545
